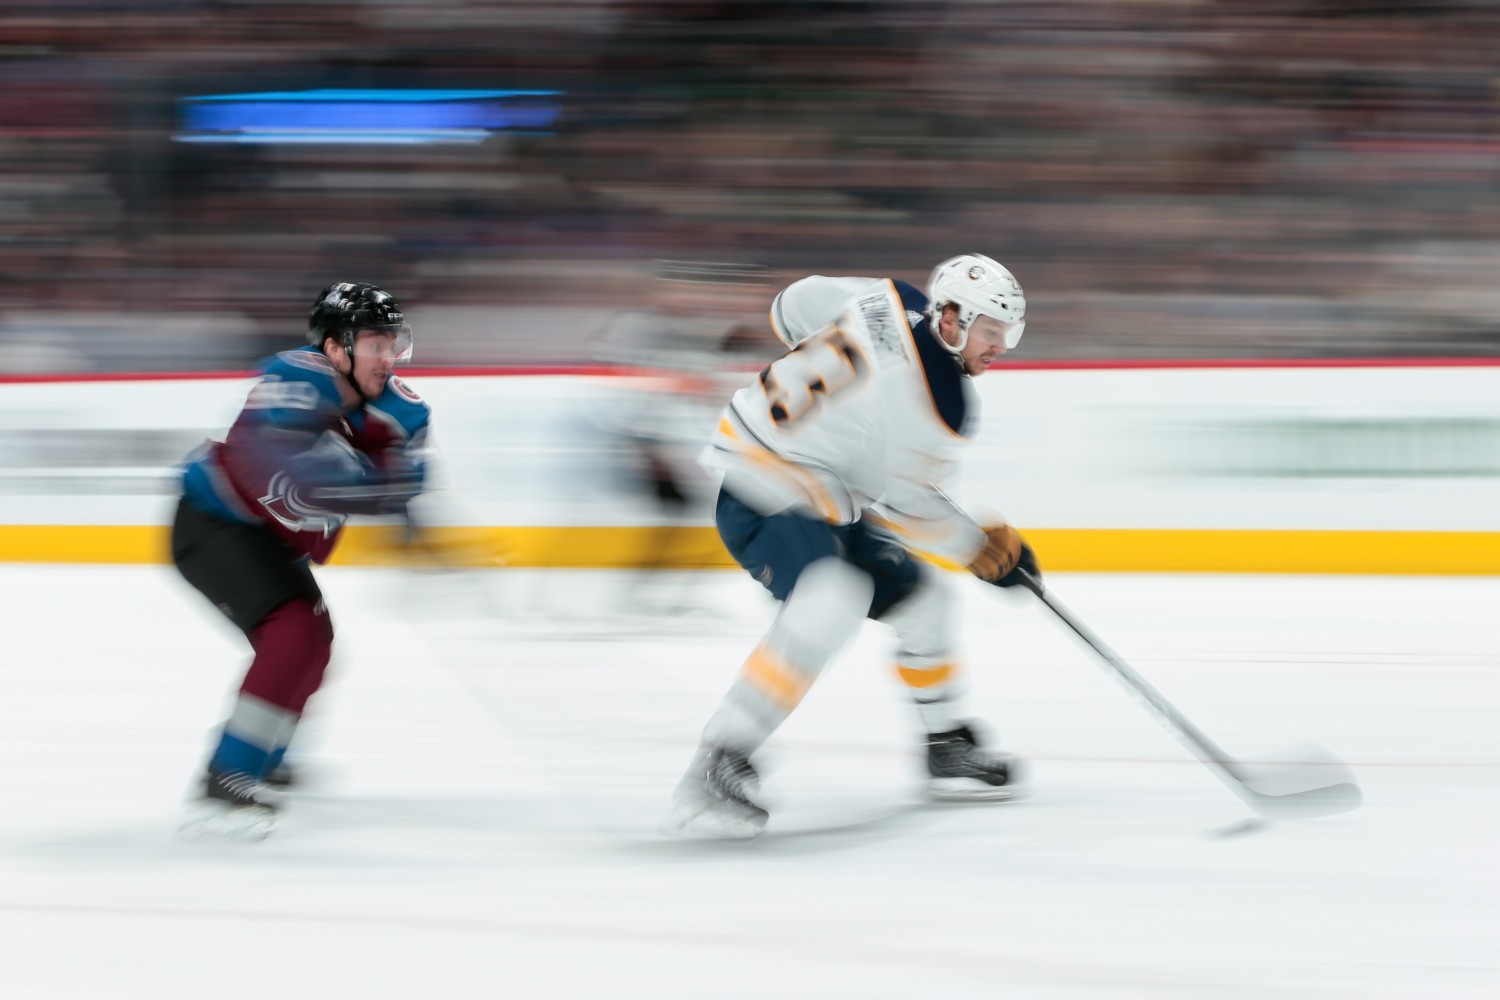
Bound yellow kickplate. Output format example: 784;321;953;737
2;524;1498;575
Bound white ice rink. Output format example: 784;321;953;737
2;564;1497;999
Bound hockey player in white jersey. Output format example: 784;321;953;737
667;253;1041;838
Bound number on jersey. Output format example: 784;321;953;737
759;325;870;425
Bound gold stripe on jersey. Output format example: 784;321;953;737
864;512;968;572
715;414;843;522
742;643;814;711
896;662;956;689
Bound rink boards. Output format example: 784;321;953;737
2;361;1499;573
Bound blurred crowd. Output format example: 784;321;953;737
2;0;1499;371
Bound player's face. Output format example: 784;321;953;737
960;315;1017;376
346;329;402;398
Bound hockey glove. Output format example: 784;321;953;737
305;454;423;516
968;524;1023;584
994;539;1041;590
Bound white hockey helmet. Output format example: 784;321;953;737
926;254;1026;353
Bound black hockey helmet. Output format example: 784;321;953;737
307;282;413;362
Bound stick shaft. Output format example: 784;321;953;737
1013;573;1361;819
1020;574;1246;786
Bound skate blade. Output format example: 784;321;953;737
661;802;767;840
177;800;276;841
926;778;1027;802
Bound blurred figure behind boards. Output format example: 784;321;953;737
586;260;779;620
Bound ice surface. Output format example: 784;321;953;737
1;564;1497;998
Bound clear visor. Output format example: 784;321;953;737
349;323;414;364
968;314;1025;351
1001;320;1025;350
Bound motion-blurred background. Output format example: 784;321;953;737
3;0;1497;372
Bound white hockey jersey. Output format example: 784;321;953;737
703;275;989;566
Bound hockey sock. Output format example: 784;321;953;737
209;597;332;778
210;692;297;779
702;558;872;753
877;569;971;733
896;661;970;734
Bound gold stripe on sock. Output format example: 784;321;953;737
742;645;813;712
896;662;956;689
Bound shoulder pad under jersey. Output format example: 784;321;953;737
365;375;431;442
241;347;344;420
841;279;914;366
770;275;885;347
260;348;343;397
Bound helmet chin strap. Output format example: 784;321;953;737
333;334;371;404
927;305;969;354
344;368;368;403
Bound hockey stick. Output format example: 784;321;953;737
1016;572;1361;820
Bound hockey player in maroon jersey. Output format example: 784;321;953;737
172;282;430;834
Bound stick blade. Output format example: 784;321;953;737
1230;743;1363;820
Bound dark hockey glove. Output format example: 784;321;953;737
993;539;1041;591
305;454;423;516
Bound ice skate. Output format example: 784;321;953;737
250;760;301;809
262;761;297;789
926;724;1025;801
178;768;278;840
665;746;769;839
